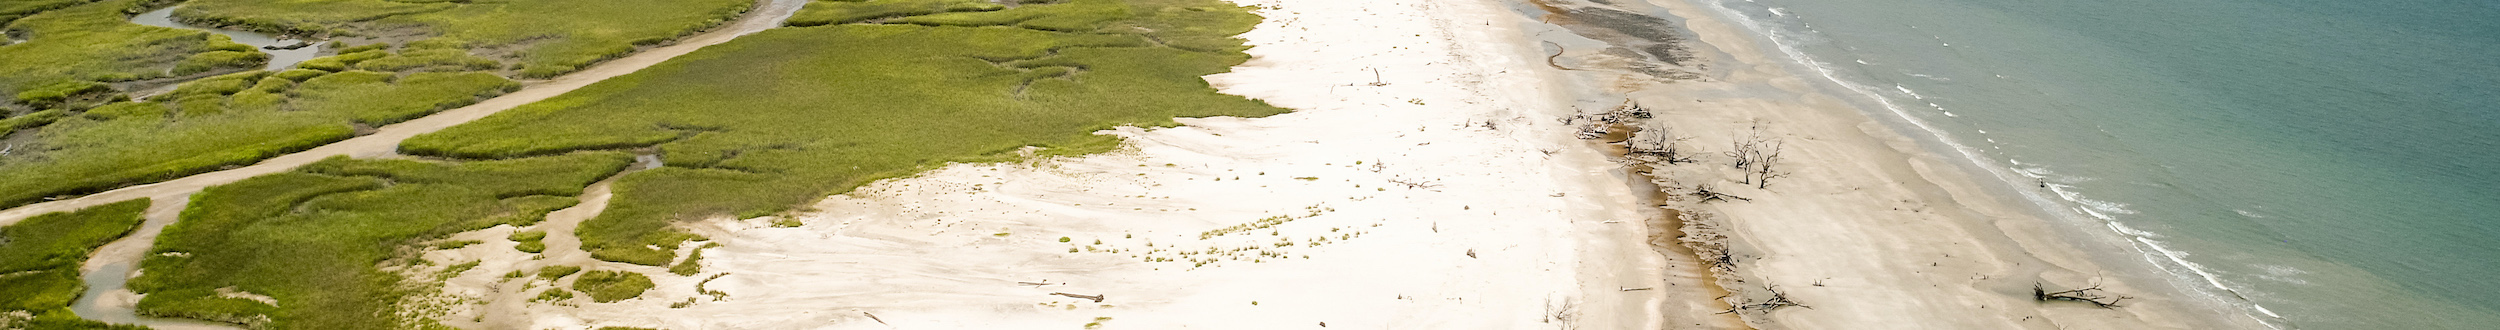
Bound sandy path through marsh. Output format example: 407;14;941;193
0;0;809;227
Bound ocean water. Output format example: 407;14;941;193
1673;0;2500;328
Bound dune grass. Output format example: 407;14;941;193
402;0;1277;266
128;152;629;329
0;199;149;328
0;68;518;210
173;0;751;78
0;0;258;108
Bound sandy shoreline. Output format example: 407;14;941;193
1528;0;2276;328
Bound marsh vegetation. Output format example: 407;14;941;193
129;153;628;328
405;0;1285;266
0;0;755;210
0;200;149;329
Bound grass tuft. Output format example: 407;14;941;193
569;270;653;303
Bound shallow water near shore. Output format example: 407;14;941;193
1668;0;2500;327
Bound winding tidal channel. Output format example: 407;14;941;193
14;0;810;326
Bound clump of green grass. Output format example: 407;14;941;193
509;230;547;253
668;243;719;275
531;288;574;303
569;270;654;303
404;0;1279;266
0;199;148;324
536;265;582;281
175;0;751;78
129;152;630;328
431;240;482;249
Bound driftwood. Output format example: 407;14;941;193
1720;285;1808;314
2034;282;2129;308
1051;292;1105;303
1690;184;1751;203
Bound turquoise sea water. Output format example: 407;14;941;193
1676;0;2499;328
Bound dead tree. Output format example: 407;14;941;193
1725;121;1791;188
2034;281;2129;308
1748;140;1789;189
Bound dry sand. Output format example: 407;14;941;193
501;0;1744;328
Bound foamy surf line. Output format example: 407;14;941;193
1677;0;2291;328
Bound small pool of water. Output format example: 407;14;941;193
130;7;320;71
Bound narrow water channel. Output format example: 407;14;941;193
67;195;243;330
130;6;321;71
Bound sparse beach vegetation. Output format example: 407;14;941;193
403;0;1281;266
0;199;148;328
536;265;582;281
570;270;653;303
128;152;628;329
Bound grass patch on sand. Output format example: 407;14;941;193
0;199;149;328
403;0;1278;266
0;68;518;210
535;265;580;281
0;0;260;110
569;270;653;303
172;0;751;78
128;152;629;329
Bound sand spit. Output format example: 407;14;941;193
515;0;1743;328
1515;0;2275;328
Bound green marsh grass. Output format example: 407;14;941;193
784;0;1005;27
0;199;147;328
129;153;628;329
0;68;517;209
0;0;258;108
405;0;1278;266
173;0;752;78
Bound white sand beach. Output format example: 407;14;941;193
448;0;2270;328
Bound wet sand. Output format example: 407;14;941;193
1522;0;2270;328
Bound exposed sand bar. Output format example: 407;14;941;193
0;0;808;228
1514;0;2277;327
522;0;1743;328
